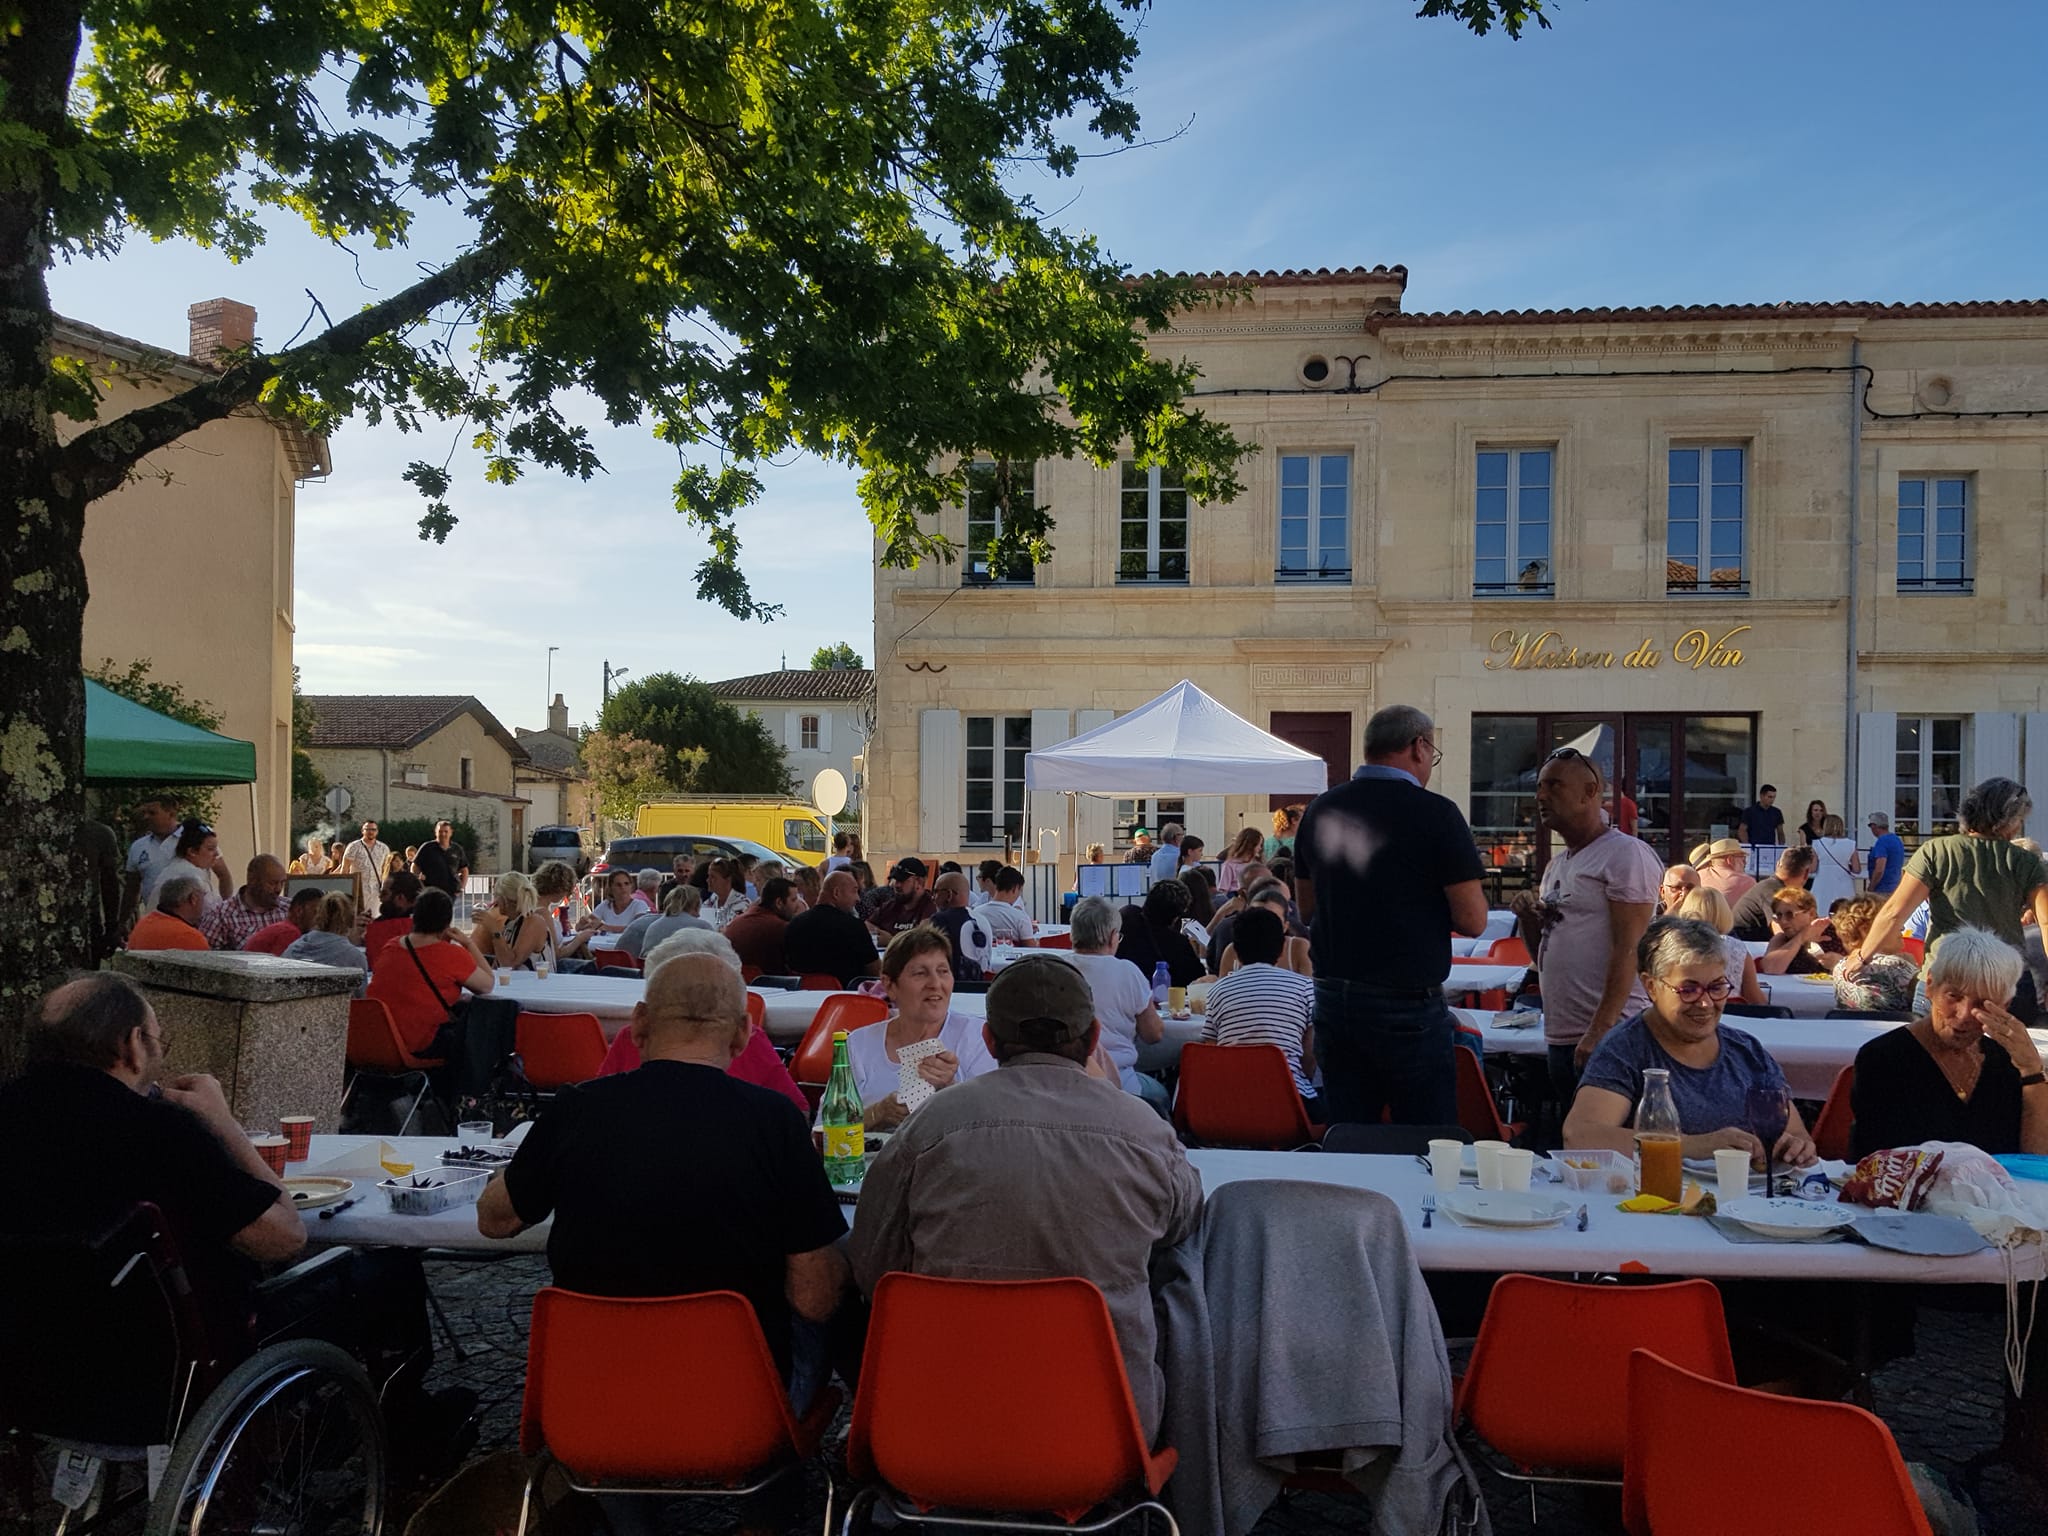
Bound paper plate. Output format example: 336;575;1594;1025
1850;1210;1990;1257
1438;1189;1574;1228
284;1176;354;1210
1717;1197;1851;1240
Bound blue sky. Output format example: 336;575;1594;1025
46;0;2048;734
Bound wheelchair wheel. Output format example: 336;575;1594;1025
145;1338;386;1536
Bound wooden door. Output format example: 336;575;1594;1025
1267;712;1351;810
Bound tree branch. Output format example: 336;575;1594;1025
58;242;511;502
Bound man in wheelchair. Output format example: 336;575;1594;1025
0;974;474;1483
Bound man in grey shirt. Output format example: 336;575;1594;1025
617;884;711;958
850;954;1203;1440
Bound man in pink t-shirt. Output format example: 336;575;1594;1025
1517;749;1662;1101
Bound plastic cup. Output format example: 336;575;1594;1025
1713;1147;1753;1203
1498;1147;1535;1192
534;961;550;980
1168;985;1187;1014
458;1120;494;1145
252;1134;290;1176
278;1115;314;1162
495;968;511;986
1472;1139;1508;1191
1426;1138;1464;1193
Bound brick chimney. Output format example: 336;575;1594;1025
187;299;257;366
548;693;569;734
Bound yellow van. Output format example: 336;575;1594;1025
634;797;833;867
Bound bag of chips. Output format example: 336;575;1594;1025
1839;1147;1945;1211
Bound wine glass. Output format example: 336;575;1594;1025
1746;1084;1790;1194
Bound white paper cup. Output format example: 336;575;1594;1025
1498;1147;1536;1192
1427;1138;1463;1192
1713;1147;1752;1203
458;1121;494;1144
1472;1139;1508;1191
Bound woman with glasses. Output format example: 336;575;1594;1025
1564;917;1818;1170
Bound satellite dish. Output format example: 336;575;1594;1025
812;768;849;817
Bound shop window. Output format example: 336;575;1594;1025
1667;446;1747;595
1897;476;1972;593
965;714;1031;845
1895;716;1964;839
1474;448;1553;596
1276;453;1350;582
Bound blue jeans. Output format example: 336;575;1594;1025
1313;977;1458;1126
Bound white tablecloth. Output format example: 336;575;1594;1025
1481;910;1517;942
1442;963;1526;998
1757;975;1853;1018
1186;1149;2042;1284
494;970;642;1021
296;1135;546;1253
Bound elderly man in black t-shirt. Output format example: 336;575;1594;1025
785;870;883;985
477;952;849;1404
413;820;469;896
1294;704;1489;1125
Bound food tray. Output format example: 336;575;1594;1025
380;1166;490;1214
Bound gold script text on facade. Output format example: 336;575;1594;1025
1483;626;1751;672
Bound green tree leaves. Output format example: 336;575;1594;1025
810;642;863;670
595;672;790;796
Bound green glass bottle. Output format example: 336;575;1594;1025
820;1030;866;1183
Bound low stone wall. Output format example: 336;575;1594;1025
110;951;361;1132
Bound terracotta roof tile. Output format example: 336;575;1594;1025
705;668;874;703
1170;264;1409;290
1368;299;2048;332
304;695;526;760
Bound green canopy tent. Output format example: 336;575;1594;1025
85;678;261;851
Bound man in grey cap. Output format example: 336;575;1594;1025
849;954;1202;1441
1865;810;1905;898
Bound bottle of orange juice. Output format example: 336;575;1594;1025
1634;1068;1683;1202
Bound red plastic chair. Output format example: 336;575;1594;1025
1038;932;1073;950
1623;1349;1932;1536
515;1012;608;1091
844;1274;1176;1532
1486;936;1531;965
515;1288;839;1536
1899;935;1926;965
792;993;889;1108
740;964;762;983
591;948;642;974
1456;1045;1524;1144
1810;1064;1856;1162
1171;1042;1323;1150
1459;1277;1733;1514
343;997;445;1135
799;972;843;991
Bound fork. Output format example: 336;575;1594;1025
1422;1195;1436;1229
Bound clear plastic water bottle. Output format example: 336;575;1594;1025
1151;960;1171;1010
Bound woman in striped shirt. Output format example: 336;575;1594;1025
1199;906;1320;1118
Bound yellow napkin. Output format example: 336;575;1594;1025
1617;1194;1679;1214
1617;1183;1712;1216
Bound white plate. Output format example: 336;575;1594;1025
1437;1189;1575;1228
284;1176;354;1210
1718;1197;1851;1240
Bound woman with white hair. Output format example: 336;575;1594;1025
1841;776;2048;1023
1848;927;2047;1157
1062;896;1167;1111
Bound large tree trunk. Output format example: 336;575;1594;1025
0;5;90;1069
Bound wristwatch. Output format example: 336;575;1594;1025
2021;1072;2047;1088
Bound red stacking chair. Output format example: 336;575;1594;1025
1456;1045;1524;1144
1623;1349;1933;1536
515;1288;840;1536
591;949;642;974
844;1274;1177;1533
1171;1042;1323;1150
1458;1276;1734;1519
1810;1065;1856;1162
799;973;843;991
1038;933;1073;950
342;996;445;1135
792;993;890;1109
1486;936;1531;965
1899;935;1926;965
515;1012;608;1091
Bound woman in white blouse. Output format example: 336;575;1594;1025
844;927;995;1129
702;857;752;932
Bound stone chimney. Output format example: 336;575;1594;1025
187;299;257;366
547;693;569;735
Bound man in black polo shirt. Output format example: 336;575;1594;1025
477;952;849;1402
1294;704;1489;1124
785;870;883;984
413;819;469;897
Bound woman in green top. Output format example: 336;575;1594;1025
1840;776;2048;1022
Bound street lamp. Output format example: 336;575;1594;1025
546;645;559;708
603;659;630;705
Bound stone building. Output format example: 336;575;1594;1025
706;667;874;813
868;265;2048;883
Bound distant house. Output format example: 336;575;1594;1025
706;668;872;811
303;695;530;871
515;693;592;837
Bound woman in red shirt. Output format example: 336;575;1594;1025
366;888;494;1058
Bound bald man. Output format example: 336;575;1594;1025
1658;863;1700;915
201;853;292;951
928;871;996;982
478;953;849;1401
784;869;882;986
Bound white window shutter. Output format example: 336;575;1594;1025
1069;710;1115;854
1855;711;1896;835
779;709;798;748
919;710;963;856
817;712;832;753
1027;709;1073;861
1182;796;1226;857
2025;714;2048;841
1974;711;2020;785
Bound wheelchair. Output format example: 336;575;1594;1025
0;1202;387;1534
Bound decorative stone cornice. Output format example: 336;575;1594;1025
1379;327;1854;363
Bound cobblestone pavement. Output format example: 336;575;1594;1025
422;1254;2045;1535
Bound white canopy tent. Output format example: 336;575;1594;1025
1023;680;1331;795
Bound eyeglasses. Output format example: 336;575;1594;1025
1650;976;1733;1004
144;1028;170;1051
1423;738;1444;767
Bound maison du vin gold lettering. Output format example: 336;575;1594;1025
1482;626;1750;673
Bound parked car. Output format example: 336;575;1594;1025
591;834;789;879
527;825;591;877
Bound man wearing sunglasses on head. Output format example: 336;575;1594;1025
1515;746;1662;1102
